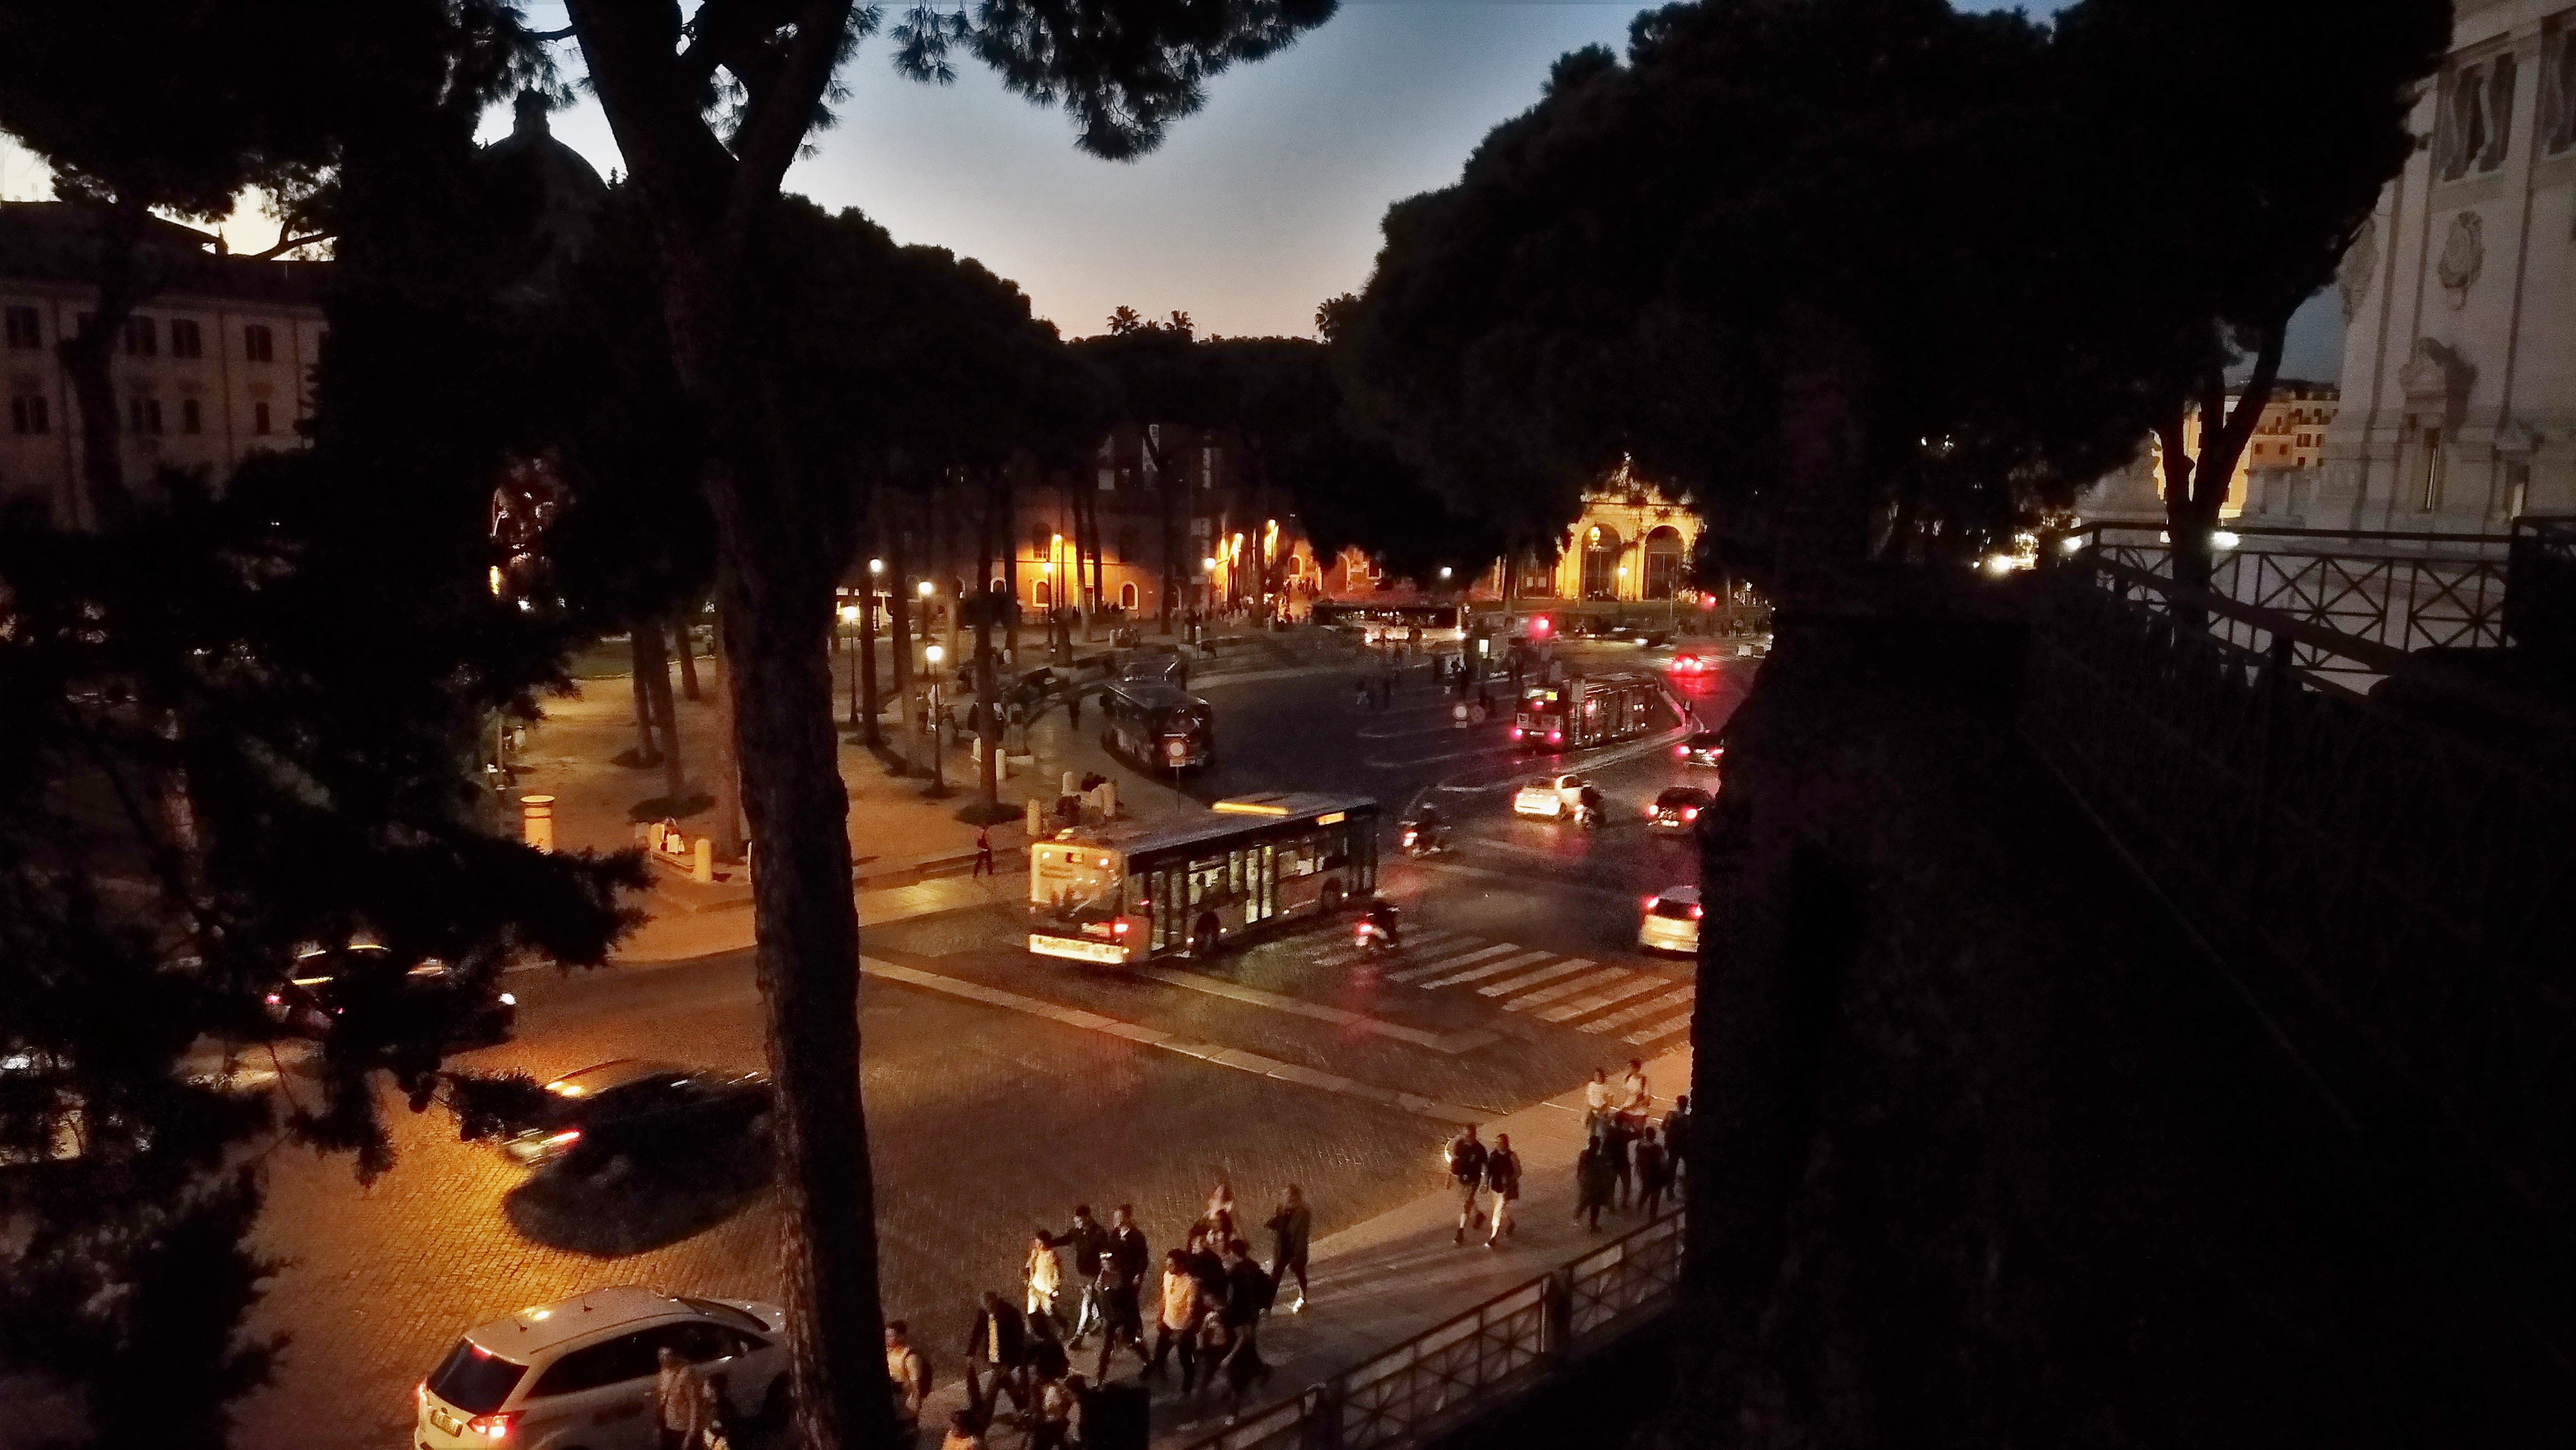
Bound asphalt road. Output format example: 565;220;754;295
231;640;1756;1448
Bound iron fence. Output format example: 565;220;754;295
2505;515;2576;678
1178;1212;1684;1450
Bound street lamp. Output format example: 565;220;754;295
1438;566;1453;581
923;642;947;792
868;558;884;576
839;603;860;624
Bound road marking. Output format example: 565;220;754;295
1538;973;1667;1023
860;957;1486;1123
1503;966;1630;1012
1387;944;1515;983
1316;927;1472;970
1582;987;1694;1033
1624;1010;1695;1045
1133;968;1494;1054
1417;949;1554;990
1477;957;1596;996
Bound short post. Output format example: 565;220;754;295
520;794;555;852
1025;796;1044;835
691;836;714;884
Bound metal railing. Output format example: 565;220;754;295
1178;1212;1685;1450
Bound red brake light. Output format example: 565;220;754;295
1681;806;1698;821
1113;920;1129;935
265;992;282;1005
1509;726;1524;740
1675;745;1687;757
1643;895;1659;909
1547;731;1562;744
544;1128;581;1146
466;1411;518;1438
1688;904;1703;919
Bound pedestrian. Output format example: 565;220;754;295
1619;1058;1653;1122
1354;677;1372;710
963;1291;1027;1418
1031;1371;1083;1450
1446;1124;1489;1246
1606;1118;1635;1210
1024;1232;1062;1330
885;1322;932;1437
651;1347;703;1450
1663;1094;1693;1182
939;1409;985;1450
973;826;997;879
1067;686;1083;728
1190;1296;1233;1405
1198;1182;1237;1243
1636;1126;1671;1221
1482;1133;1521;1247
1218;1240;1274;1408
1582;1068;1614;1138
1090;1256;1150;1381
1264;1184;1312;1312
1040;1205;1109;1345
1151;1249;1202;1387
1478;683;1495;719
1022;1310;1069;1410
1185;1226;1228;1306
1575;1140;1616;1231
694;1370;734;1450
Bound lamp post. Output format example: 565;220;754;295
924;642;947;793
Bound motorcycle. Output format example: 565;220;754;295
1398;820;1448;857
1354;913;1403;957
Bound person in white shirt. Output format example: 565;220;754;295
1582;1068;1613;1135
1619;1059;1652;1117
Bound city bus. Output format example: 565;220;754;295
1099;681;1215;772
1310;600;1471;645
1027;793;1380;964
1512;671;1663;752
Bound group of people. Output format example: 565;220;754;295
1573;1063;1688;1230
890;1185;1318;1447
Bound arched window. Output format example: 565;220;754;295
1643;526;1686;600
1033;579;1051;609
1581;525;1623;600
1120;581;1139;612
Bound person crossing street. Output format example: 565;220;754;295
1482;1133;1522;1247
1446;1125;1489;1246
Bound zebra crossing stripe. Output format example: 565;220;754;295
1419;949;1554;990
1623;1010;1694;1045
1477;957;1595;997
1318;928;1471;970
1582;986;1694;1033
1538;973;1668;1023
1503;966;1629;1012
1387;944;1514;983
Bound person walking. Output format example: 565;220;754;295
885;1322;932;1437
1066;684;1083;728
1446;1124;1489;1246
973;826;996;879
1090;1255;1150;1382
1031;1371;1083;1450
1663;1094;1693;1182
964;1291;1027;1418
1575;1138;1616;1231
1482;1133;1521;1247
1606;1117;1635;1211
1264;1185;1313;1312
1582;1068;1614;1138
1636;1126;1672;1221
1041;1205;1110;1346
1218;1239;1275;1410
1151;1249;1202;1388
651;1347;703;1450
1022;1310;1070;1412
1619;1058;1653;1122
938;1409;986;1450
1197;1182;1237;1244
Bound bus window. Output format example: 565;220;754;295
1228;850;1245;897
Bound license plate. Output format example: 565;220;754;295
1030;933;1129;965
428;1406;463;1435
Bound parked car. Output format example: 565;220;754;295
414;1285;790;1450
1675;729;1726;769
1647;785;1714;832
500;1060;773;1171
1638;887;1703;955
1512;774;1591;819
264;945;516;1045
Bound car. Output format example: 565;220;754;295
500;1060;773;1171
414;1285;791;1450
264;944;517;1045
1647;786;1714;832
1674;729;1726;769
1638;887;1702;954
1666;651;1713;675
1512;774;1591;819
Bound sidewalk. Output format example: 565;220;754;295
897;1044;1694;1447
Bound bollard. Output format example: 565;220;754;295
1096;779;1116;819
1025;795;1044;835
692;836;714;884
521;794;555;852
1061;769;1079;797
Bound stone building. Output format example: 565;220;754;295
2321;0;2574;531
1505;467;1704;601
2084;382;2344;525
1;201;326;526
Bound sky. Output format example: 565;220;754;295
0;0;2338;373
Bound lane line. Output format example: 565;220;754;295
1386;944;1515;983
1623;1010;1695;1046
1537;973;1666;1023
1503;966;1630;1012
859;957;1486;1123
1417;949;1554;990
1582;987;1695;1033
1477;957;1596;997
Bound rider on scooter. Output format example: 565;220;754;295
1362;898;1404;950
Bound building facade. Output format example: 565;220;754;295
1;203;326;527
1505;469;1704;602
2321;0;2575;532
2079;382;2344;525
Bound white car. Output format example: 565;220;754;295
1513;774;1591;819
415;1286;789;1449
1638;886;1702;954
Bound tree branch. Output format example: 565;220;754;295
724;0;854;232
249;231;332;261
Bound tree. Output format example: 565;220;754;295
550;7;1331;1444
1077;314;1218;632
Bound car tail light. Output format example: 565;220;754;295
1113;920;1129;935
1547;731;1562;744
1688;904;1703;919
1645;806;1657;819
1681;807;1698;821
265;992;282;1005
1509;726;1524;740
1643;895;1659;909
1674;745;1687;757
544;1128;581;1146
466;1412;518;1438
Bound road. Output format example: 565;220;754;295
232;639;1756;1448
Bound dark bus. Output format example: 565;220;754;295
1027;793;1381;962
1099;681;1214;771
1310;600;1469;644
1512;671;1663;751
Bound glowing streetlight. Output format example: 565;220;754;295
839;604;860;624
1202;556;1218;573
917;579;935;598
1438;566;1453;581
924;642;944;666
868;558;884;576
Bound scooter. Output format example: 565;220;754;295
1354;914;1403;957
1398;820;1449;857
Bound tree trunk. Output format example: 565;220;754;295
978;470;1002;809
56;194;153;527
1003;472;1022;673
1153;433;1182;635
859;493;884;747
711;609;746;859
888;502;916;773
674;613;703;700
628;628;663;765
641;616;684;803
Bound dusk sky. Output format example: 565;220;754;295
0;0;2338;372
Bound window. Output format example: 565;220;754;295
1115;527;1138;563
9;394;48;435
2506;460;2532;519
1201;444;1216;490
123;315;157;357
127;396;163;435
528;1332;661;1397
2546;17;2576;156
2419;426;2445;511
1098;466;1115;491
1120;581;1138;611
169;318;202;359
1033;579;1051;609
243;324;274;362
252;401;272;434
181;398;201;434
2439;54;2518;178
3;306;38;350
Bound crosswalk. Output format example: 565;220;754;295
1317;926;1694;1047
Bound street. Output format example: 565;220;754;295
232;640;1753;1447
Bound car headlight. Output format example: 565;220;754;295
497;993;516;1007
